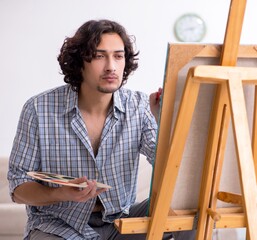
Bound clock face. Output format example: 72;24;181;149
174;14;206;42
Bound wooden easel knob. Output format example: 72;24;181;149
207;208;221;222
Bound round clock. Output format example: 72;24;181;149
174;13;206;42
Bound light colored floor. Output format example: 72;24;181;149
213;229;246;240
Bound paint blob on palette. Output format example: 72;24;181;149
27;171;111;189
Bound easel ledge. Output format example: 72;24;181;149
114;207;245;234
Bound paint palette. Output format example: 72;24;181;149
27;171;112;189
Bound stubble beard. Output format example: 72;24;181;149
97;82;122;94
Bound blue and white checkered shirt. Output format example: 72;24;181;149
8;84;158;240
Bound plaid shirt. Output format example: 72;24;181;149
8;85;157;240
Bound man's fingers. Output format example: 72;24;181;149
69;176;88;184
64;178;107;202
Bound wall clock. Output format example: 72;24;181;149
174;13;206;42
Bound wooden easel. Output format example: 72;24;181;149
114;0;257;239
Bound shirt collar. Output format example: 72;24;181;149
64;85;78;115
113;89;125;114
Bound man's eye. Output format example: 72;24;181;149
115;55;124;59
95;54;104;59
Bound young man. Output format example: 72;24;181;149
8;20;194;240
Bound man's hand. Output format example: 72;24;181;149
58;176;107;202
149;88;162;122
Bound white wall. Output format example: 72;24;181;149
0;1;256;238
1;0;257;157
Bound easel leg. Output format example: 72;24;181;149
205;104;231;240
247;85;257;240
227;77;257;240
196;83;231;240
252;86;257;178
147;70;200;240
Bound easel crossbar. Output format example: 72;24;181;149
192;65;257;84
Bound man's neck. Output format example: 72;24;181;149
78;89;113;116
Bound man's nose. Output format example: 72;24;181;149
105;58;116;72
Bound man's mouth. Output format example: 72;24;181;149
102;74;118;82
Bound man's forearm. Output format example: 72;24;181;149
13;182;60;206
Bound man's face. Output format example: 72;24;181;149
81;33;125;94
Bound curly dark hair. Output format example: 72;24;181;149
57;19;139;92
